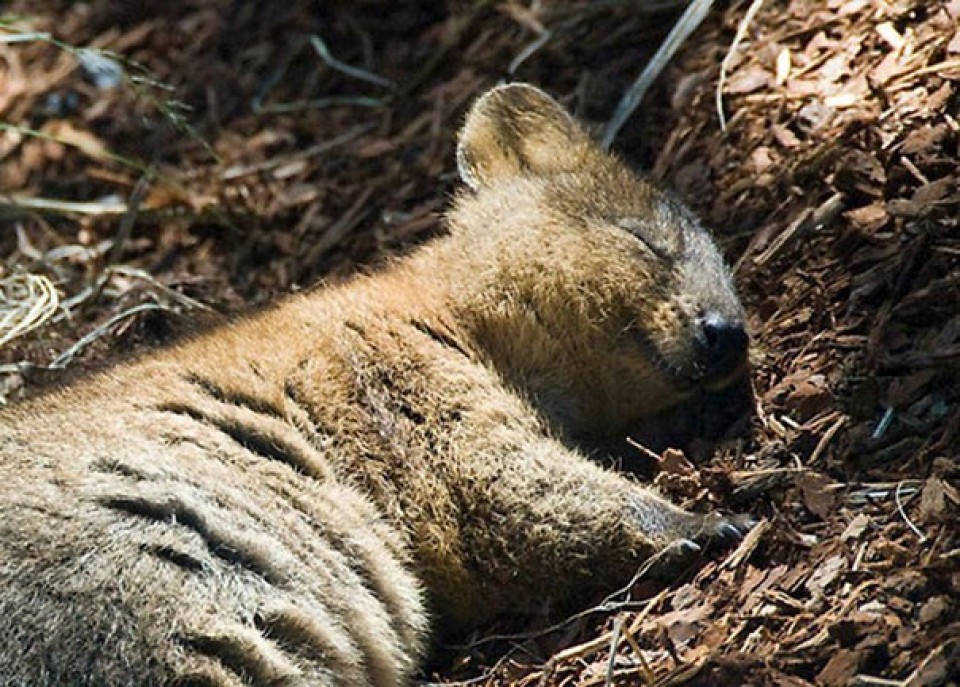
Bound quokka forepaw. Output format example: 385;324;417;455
679;512;755;550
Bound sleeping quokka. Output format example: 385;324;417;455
0;83;751;686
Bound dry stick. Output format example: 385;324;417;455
253;31;394;115
258;95;386;116
108;265;212;313
107;170;153;267
889;58;960;83
399;2;486;98
620;623;656;685
545;626;618;669
0;194;245;229
251;36;307;113
309;34;394;90
528;589;673;685
604;615;624;687
49;302;168;370
420;652;519;687
894;480;927;543
625;436;662;462
849;676;905;687
720;518;769;570
508;29;553;75
753;192;845;266
903;640;959;686
0;195;130;217
845;481;922;506
536;589;670;687
509;0;692;78
717;0;766;132
307;187;376;262
807;414;847;465
602;0;714;150
433;631;577;687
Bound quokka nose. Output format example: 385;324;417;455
700;312;749;382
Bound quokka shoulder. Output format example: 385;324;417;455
0;83;751;687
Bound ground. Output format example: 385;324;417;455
0;1;957;685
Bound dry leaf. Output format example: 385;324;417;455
796;471;838;520
840;513;871;541
658;447;696;477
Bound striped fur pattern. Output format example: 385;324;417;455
0;84;750;686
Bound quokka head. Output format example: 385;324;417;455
449;83;750;435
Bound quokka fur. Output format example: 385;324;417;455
0;83;751;686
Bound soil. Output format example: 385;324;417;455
1;1;957;685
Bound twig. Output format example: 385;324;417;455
0;194;129;217
0;194;244;229
717;0;766;132
305;187;376;263
49;302;168;370
898;640;960;687
603;0;714;149
256;96;388;116
808;414;847;465
309;34;394;89
753;192;845;266
720;518;769;570
625;436;663;462
849;676;905;686
871;406;895;440
107;265;212;313
548;627;617;667
620;622;655;685
845;481;922;505
107;171;153;266
604;615;624;687
251;37;306;113
532;589;670;687
420;645;521;687
894;480;926;543
888;58;960;84
508;29;554;75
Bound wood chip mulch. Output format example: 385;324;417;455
1;1;957;685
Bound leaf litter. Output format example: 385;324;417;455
0;0;957;684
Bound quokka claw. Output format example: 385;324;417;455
648;537;703;578
719;522;744;538
674;538;702;553
698;512;756;541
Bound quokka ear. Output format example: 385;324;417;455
456;83;592;191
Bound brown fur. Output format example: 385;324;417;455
0;84;750;686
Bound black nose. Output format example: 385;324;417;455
700;313;749;383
